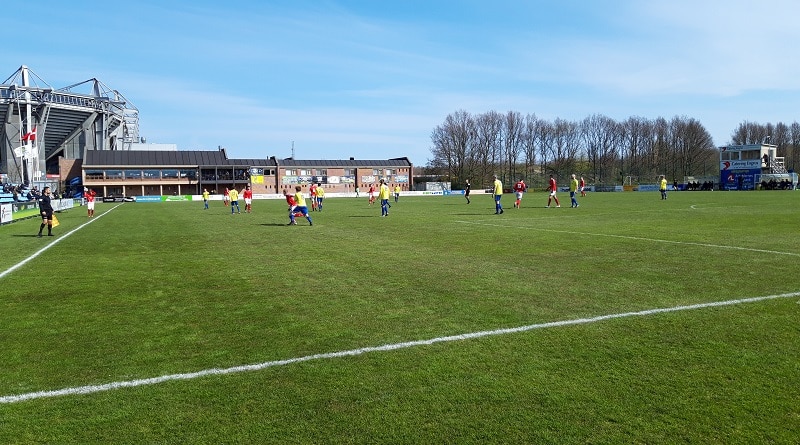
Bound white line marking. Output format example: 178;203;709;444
0;204;123;281
456;220;800;257
2;291;798;404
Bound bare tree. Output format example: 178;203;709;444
429;110;473;186
474;111;504;187
550;118;580;180
580;114;620;185
503;111;524;183
521;113;538;181
789;122;800;172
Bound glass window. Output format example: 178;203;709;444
143;170;160;179
372;169;381;175
317;169;327;176
162;169;179;179
201;169;216;180
344;169;355;175
105;170;123;179
300;169;311;176
125;170;142;179
385;169;396;176
234;169;249;180
286;169;296;176
180;169;197;180
85;170;103;180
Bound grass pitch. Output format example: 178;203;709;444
1;191;799;444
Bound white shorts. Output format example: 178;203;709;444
244;198;252;205
549;191;556;197
87;201;95;210
515;191;524;199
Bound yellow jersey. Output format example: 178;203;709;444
294;192;306;207
379;184;391;200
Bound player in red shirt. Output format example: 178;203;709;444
368;184;376;205
309;183;318;211
84;187;97;217
512;179;526;208
579;177;586;197
242;185;253;213
284;188;301;223
546;174;561;208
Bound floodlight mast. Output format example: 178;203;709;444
19;65;41;185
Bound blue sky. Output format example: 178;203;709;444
8;0;800;165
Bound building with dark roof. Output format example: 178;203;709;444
81;149;413;197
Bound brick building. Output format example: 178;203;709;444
80;149;413;197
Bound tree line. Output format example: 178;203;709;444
427;110;799;190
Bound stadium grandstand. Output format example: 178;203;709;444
0;65;138;187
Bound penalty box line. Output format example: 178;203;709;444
456;220;800;257
2;291;799;404
0;204;124;281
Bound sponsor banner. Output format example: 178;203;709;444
134;196;162;203
637;184;660;192
720;144;761;153
1;204;11;223
312;176;327;184
721;169;759;191
444;190;465;196
281;176;314;184
251;175;264;184
53;199;75;211
721;160;760;170
341;176;355;184
395;175;409;183
361;175;376;184
327;176;341;184
164;195;192;201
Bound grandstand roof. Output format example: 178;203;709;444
83;151;411;169
84;150;224;167
278;157;412;167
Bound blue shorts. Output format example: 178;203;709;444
295;206;308;216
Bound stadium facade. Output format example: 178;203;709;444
1;65;413;196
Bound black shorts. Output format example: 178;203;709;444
41;210;53;221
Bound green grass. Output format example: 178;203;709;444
1;191;799;444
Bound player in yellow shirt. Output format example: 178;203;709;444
315;183;325;211
289;186;313;225
202;188;210;210
493;175;504;214
379;179;391;217
569;174;580;208
393;185;401;203
228;187;241;214
659;175;668;200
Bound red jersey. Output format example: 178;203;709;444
85;190;96;202
368;186;375;195
243;189;253;199
513;181;526;193
309;184;318;197
285;194;296;206
579;178;585;188
549;177;557;192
